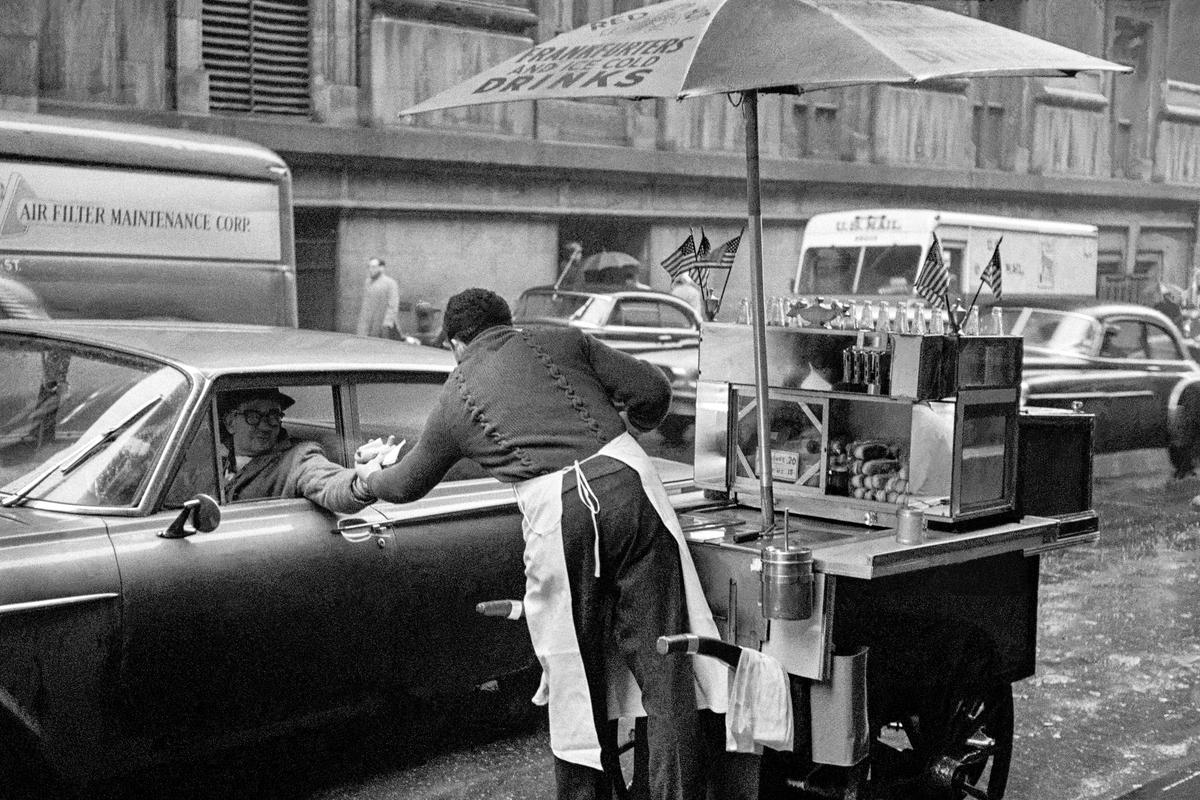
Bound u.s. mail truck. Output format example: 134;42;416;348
0;111;296;325
791;209;1098;303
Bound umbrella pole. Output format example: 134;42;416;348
743;90;775;531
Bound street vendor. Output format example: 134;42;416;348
356;287;728;800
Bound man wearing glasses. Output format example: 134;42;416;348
219;387;377;513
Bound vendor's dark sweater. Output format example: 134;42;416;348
366;325;671;503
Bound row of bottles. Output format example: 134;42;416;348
735;296;1007;336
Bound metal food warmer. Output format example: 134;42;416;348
670;322;1099;800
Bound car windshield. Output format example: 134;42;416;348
797;245;922;295
513;292;608;325
1002;308;1103;355
0;335;189;508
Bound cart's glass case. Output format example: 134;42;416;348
696;324;1022;528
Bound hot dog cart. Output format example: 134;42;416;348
669;321;1098;800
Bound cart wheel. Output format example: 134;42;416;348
870;681;1013;800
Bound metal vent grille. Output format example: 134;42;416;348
202;0;310;116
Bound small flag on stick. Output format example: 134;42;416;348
695;229;742;319
981;238;1003;300
914;233;950;310
660;234;697;279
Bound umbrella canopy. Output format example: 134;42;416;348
402;0;1129;530
403;0;1126;114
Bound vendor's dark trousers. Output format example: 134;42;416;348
556;457;704;800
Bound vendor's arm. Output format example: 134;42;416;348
582;333;672;431
363;405;464;503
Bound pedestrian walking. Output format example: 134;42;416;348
354;288;727;800
355;257;401;338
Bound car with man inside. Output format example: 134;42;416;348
0;320;698;794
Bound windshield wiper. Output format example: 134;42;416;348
0;395;163;508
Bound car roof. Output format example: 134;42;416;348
0;320;455;376
520;286;676;301
1000;300;1176;325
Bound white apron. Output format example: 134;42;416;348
513;432;729;770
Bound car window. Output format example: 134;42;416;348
0;336;189;508
355;377;487;481
164;382;342;508
614;300;663;327
658;303;695;330
797;246;858;294
1146;324;1183;360
857;245;922;295
1100;321;1147;360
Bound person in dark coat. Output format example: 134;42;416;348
355;288;727;800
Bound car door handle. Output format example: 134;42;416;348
1144;364;1163;372
657;334;673;341
332;518;401;536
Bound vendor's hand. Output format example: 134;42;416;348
354;453;385;483
355;436;405;467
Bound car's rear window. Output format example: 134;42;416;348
514;292;590;321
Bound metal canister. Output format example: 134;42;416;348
895;506;925;545
760;546;814;620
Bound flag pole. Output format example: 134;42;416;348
742;90;775;531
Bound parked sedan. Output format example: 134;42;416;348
1000;303;1200;474
512;287;701;352
0;321;559;794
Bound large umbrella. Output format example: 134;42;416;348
403;0;1129;530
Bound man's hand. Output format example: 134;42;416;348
355;435;405;468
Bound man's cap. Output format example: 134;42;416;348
219;387;295;417
441;288;513;345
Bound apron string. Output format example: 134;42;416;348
572;461;603;579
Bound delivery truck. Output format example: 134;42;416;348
791;209;1098;304
0;111;297;326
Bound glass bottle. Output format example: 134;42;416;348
991;306;1005;335
912;303;926;335
930;306;945;335
876;301;892;333
965;306;980;336
862;301;876;331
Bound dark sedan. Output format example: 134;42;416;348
0;321;596;794
1001;303;1200;474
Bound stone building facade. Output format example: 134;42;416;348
2;0;1200;330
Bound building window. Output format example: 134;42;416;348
972;103;1004;169
202;0;311;116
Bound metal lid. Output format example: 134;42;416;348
761;545;813;564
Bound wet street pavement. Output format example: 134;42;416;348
1009;469;1200;800
96;446;1200;800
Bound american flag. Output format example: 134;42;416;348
660;233;697;278
914;233;949;309
708;231;742;269
981;238;1003;300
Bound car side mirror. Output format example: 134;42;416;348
159;493;221;539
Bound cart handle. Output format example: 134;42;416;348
655;634;745;669
476;599;524;619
